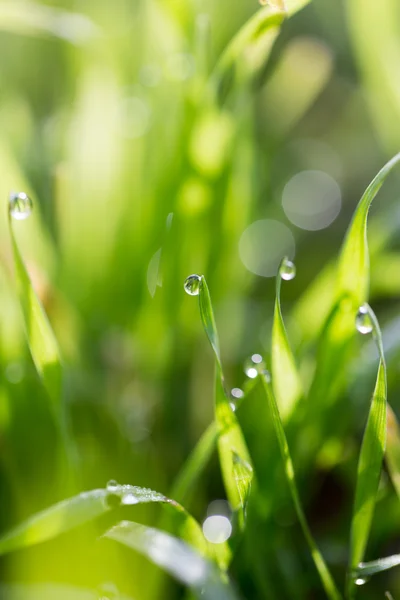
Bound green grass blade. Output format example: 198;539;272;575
0;485;206;557
197;276;253;528
104;521;239;600
260;374;342;600
8;210;62;409
271;259;303;421
0;584;109;600
348;304;387;598
171;422;218;504
353;554;400;579
337;152;400;305
386;406;400;500
210;0;310;105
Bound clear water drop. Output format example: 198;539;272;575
121;492;139;505
9;191;33;220
355;304;373;335
230;388;244;412
106;480;119;492
184;274;201;296
355;578;367;586
279;257;296;281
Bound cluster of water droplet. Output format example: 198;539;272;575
105;480;165;509
9;191;33;220
184;274;202;296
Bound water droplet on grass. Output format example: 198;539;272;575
184;274;201;296
9;192;33;220
231;388;244;399
121;492;139;505
356;304;373;335
355;578;367;586
106;480;119;492
279;257;296;281
202;515;232;544
244;354;265;378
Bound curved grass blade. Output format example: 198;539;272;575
386;405;400;500
171;421;218;504
353;554;400;580
271;258;303;421
260;374;342;600
348;304;387;598
0;485;206;557
0;584;105;600
198;276;253;529
210;0;310;105
104;521;239;600
8;208;62;409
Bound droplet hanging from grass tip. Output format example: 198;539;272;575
279;257;296;281
9;191;33;220
184;274;202;296
355;304;373;335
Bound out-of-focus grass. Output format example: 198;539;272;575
1;0;400;599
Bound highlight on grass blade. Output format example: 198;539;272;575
0;484;207;557
8;192;62;409
185;274;254;530
271;257;303;421
352;553;400;581
348;303;387;598
260;373;342;600
104;521;239;600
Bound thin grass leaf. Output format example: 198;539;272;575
348;305;387;598
353;554;400;579
271;259;303;421
260;375;342;600
0;485;206;557
386;405;400;500
104;521;239;600
0;584;105;600
171;421;218;504
210;0;310;105
8;210;62;409
198;276;253;529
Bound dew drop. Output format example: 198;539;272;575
121;492;139;505
279;257;296;281
355;304;373;335
231;388;244;399
184;274;201;296
9;192;33;220
106;480;119;492
244;354;265;378
355;578;367;586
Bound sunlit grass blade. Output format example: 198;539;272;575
271;258;303;421
0;485;207;557
197;276;253;529
8;209;62;409
260;374;342;600
104;521;239;600
210;0;310;105
348;304;387;598
0;584;108;600
171;421;218;504
353;554;400;580
386;405;400;500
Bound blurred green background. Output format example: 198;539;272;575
1;0;400;598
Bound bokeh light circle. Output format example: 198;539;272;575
239;219;295;277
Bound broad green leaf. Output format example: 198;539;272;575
386;405;400;500
348;305;387;598
105;521;239;600
353;553;400;579
271;259;303;421
0;485;207;557
9;212;62;409
210;0;310;105
198;276;253;529
260;375;342;600
171;421;218;504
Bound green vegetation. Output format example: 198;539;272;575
1;0;400;598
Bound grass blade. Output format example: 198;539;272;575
0;485;207;557
104;521;239;600
348;304;387;598
0;584;108;600
260;374;342;600
386;405;400;500
197;276;253;529
353;554;400;579
8;207;62;410
271;258;303;421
